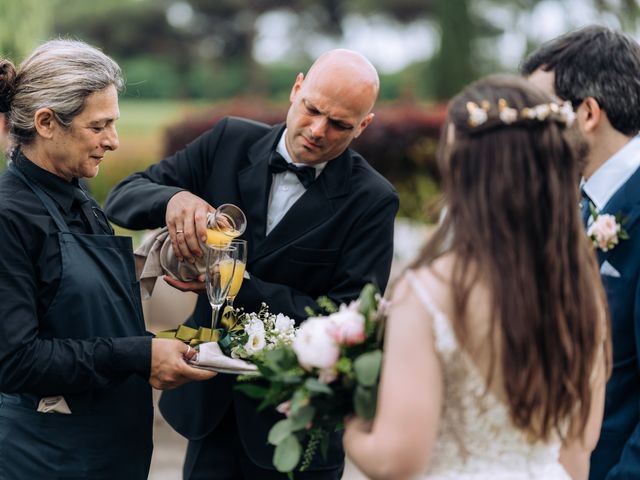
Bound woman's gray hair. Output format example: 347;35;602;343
0;39;123;146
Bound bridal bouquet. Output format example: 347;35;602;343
235;284;386;475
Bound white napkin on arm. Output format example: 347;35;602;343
189;342;258;374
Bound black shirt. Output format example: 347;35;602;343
0;151;151;395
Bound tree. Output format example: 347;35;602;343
0;0;53;61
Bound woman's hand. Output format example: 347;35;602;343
166;191;214;263
149;338;216;390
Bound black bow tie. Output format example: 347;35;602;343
268;151;316;189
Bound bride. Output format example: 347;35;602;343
343;74;610;479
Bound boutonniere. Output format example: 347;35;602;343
587;203;629;252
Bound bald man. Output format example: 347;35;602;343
105;50;399;479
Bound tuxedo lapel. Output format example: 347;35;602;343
251;150;353;262
238;125;284;257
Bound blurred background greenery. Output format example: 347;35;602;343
1;0;639;223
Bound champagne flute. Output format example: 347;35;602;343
225;239;247;309
206;204;247;248
205;244;238;331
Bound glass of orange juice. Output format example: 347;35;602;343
205;244;237;331
223;239;247;308
206;204;246;248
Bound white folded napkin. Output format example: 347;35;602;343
190;342;258;374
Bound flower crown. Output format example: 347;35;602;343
466;98;576;128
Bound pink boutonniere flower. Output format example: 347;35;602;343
587;203;629;252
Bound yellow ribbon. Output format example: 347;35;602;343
155;325;220;346
155;307;242;346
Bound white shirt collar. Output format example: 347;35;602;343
583;136;640;210
276;129;327;178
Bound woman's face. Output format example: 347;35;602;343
48;85;120;181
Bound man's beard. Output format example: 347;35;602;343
565;123;591;177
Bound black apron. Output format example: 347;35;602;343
0;166;153;479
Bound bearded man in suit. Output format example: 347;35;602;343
105;49;398;479
521;26;640;480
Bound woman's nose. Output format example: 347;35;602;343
102;125;119;151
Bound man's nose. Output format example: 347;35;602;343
308;116;327;140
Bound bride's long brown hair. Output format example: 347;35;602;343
414;74;610;441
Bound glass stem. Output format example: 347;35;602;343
211;304;221;331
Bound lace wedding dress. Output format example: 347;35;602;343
406;272;571;479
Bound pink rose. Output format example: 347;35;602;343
292;318;340;370
328;305;366;346
588;214;620;251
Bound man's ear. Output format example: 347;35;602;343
289;73;305;103
354;113;374;139
33;108;58;139
579;97;602;134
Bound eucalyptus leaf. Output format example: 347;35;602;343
354;350;383;387
273;435;302;473
304;378;333;394
290;405;315;430
358;283;378;315
290;389;309;415
268;419;294;445
354;385;378;419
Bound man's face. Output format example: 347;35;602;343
284;74;373;165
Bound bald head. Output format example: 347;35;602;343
304;49;379;114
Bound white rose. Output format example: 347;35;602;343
274;314;295;334
244;331;266;354
244;318;265;336
292;317;340;370
328;305;366;346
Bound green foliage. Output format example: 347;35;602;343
354;350;382;387
121;57;182;99
269;419;295;445
0;0;52;60
273;435;302;473
316;296;338;314
354;384;378;418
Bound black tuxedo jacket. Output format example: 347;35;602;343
105;117;398;470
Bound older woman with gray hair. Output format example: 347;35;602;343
0;39;215;478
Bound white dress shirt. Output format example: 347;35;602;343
583;136;640;211
266;130;326;235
